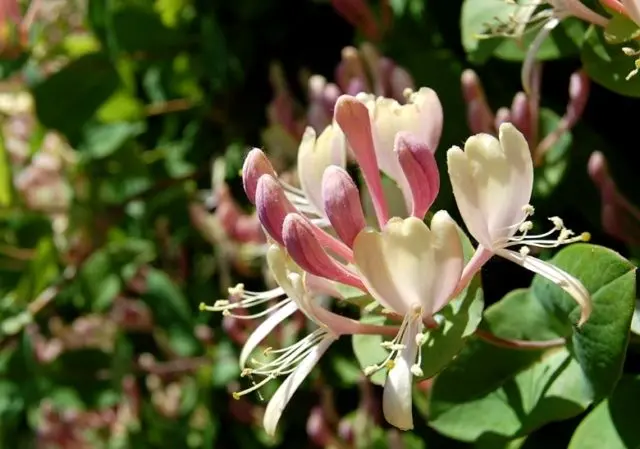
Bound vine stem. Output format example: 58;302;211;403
475;329;565;350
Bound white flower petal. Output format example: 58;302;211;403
239;300;298;368
497;248;592;326
297;125;347;217
448;124;533;246
353;215;463;315
383;317;421;430
263;336;335;436
447;145;492;246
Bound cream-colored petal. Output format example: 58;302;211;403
353;216;461;316
382;317;421;430
452;125;533;244
297;125;347;217
447;145;492;246
263;336;335;436
428;211;465;312
498;123;533;217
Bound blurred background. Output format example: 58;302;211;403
1;0;639;448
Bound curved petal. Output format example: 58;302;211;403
383;317;421;430
297;125;347;217
263;336;336;436
429;211;465;312
239;300;298;368
448;124;533;245
353;216;462;316
447;145;492;246
497;248;592;326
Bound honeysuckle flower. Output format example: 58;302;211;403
461;67;590;166
233;245;397;436
447;123;592;325
352;212;463;430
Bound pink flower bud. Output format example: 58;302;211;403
510;92;532;144
334;95;389;227
242;148;276;204
255;174;295;245
331;0;380;40
461;69;495;134
322;166;366;247
282;213;365;289
336;47;367;94
394;132;439;219
390;66;415;103
307;407;332;447
565;69;590;129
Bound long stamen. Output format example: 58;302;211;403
363;306;423;376
199;284;290;317
233;329;336;400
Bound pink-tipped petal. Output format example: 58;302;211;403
322;166;366;247
394;132;439;219
242;148;277;204
282;213;365;290
334;95;389;227
255;175;296;245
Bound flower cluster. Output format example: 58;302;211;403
201;86;592;434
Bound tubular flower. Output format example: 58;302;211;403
243;122;347;228
235;245;397;436
352;213;464;430
447;123;592;326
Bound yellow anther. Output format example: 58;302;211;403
581;232;591;242
385;360;396;370
232;392;241;400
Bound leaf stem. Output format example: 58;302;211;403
475;329;565;350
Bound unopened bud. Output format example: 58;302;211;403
242;148;276;204
306;407;332;447
322;166;366;247
394;132;440;219
282;213;364;288
255;174;295;245
510;92;532;144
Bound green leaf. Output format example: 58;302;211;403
112;6;185;53
582;26;640;97
460;0;518;64
32;53;120;143
428;244;636;441
460;0;583;63
569;375;640;449
492;19;585;62
141;268;199;356
531;244;635;397
352;225;484;386
77;121;146;159
533;108;572;199
604;12;640;44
